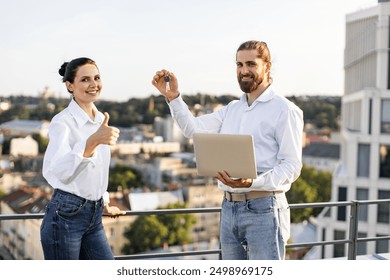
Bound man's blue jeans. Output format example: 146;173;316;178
40;189;114;260
220;193;290;260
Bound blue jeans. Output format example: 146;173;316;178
220;193;290;260
40;189;114;260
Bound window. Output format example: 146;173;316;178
357;144;370;177
377;190;390;223
337;187;347;221
368;99;372;134
344;101;361;132
333;230;345;258
381;100;390;133
357;232;367;256
379;144;390;178
321;228;326;259
356;188;368;221
376;234;389;254
388;20;390;89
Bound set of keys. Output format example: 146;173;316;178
164;75;170;92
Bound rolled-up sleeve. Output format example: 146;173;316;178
168;96;224;137
43;122;96;185
251;106;303;192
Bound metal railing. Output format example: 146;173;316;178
1;199;390;260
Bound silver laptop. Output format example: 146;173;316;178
192;133;257;179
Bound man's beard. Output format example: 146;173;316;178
238;73;263;93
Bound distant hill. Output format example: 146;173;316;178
0;94;341;130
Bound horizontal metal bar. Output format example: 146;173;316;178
116;249;221;260
289;201;353;209
0;213;44;220
286;239;352;249
2;200;390;220
124;207;221;216
353;199;390;205
356;236;390;242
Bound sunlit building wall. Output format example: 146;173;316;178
317;1;390;259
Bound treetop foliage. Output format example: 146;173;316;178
0;94;341;130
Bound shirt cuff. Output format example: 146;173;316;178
250;170;272;189
167;94;185;109
73;140;98;163
251;176;266;188
103;191;110;206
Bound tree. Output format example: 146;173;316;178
287;164;332;222
108;164;144;191
157;202;197;245
121;215;168;254
287;177;317;222
121;202;197;254
0;94;341;130
0;188;5;199
31;133;49;154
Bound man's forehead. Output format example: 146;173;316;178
236;50;262;62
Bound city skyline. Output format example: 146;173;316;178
0;0;378;102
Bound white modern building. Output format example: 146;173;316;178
317;0;390;258
10;135;39;157
0;120;49;138
154;116;186;144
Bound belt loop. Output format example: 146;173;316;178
225;191;232;202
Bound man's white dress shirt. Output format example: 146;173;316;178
167;86;304;193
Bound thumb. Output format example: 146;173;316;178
102;112;110;126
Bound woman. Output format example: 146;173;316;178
40;57;125;260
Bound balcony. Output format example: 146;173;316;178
1;199;390;260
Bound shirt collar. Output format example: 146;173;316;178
239;85;275;105
68;98;102;128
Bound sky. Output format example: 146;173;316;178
0;0;379;102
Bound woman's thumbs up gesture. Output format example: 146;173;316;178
97;112;120;145
84;112;120;157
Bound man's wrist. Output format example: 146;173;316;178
167;92;180;102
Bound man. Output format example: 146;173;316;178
152;40;303;260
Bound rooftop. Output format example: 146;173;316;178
303;142;340;159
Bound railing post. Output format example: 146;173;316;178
348;200;359;260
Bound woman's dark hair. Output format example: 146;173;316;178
59;57;97;83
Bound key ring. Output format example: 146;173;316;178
164;75;170;92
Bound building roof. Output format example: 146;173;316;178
107;192;130;211
303;142;340;159
1;186;131;214
0;187;48;214
128;189;184;211
0;120;49;137
0;120;48;130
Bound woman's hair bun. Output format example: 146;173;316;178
58;62;68;77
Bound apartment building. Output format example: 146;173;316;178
316;0;390;258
